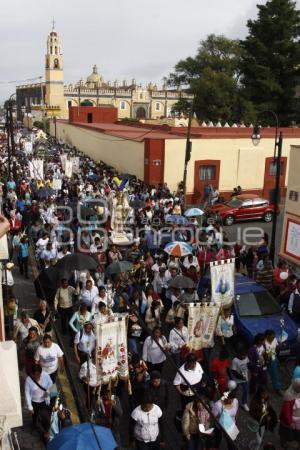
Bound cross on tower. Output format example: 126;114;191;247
52;18;55;31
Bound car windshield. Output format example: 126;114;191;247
236;291;282;317
225;199;243;207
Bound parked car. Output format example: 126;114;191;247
205;194;276;226
234;273;299;357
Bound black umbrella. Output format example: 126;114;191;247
37;187;55;199
130;199;146;209
55;253;98;272
169;275;195;289
78;206;97;218
105;261;133;276
34;267;70;302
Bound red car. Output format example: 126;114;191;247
206;194;276;226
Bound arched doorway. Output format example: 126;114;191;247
80;100;93;106
136;107;146;119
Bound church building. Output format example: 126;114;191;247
16;25;192;122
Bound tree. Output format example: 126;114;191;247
240;0;300;126
168;34;255;123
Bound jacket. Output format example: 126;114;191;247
182;401;210;438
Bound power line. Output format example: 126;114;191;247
0;76;43;85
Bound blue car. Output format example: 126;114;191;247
234;273;300;357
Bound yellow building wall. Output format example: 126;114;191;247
50;121;145;179
164;137;300;194
280;145;300;268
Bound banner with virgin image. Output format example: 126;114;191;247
210;259;235;307
95;316;128;385
187;303;221;349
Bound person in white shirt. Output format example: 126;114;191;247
78;352;101;408
183;254;200;273
264;329;282;393
142;327;168;373
91;287;113;315
13;311;41;343
54;279;79;334
173;353;204;409
74;322;96;365
215;307;236;346
131;394;164;448
80;280;99;309
35;334;64;383
288;280;300;321
153;267;171;295
169;317;189;366
57;246;71;260
25;364;53;425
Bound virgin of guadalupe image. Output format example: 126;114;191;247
215;276;230;296
193;315;209;337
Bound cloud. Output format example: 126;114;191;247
1;0;297;102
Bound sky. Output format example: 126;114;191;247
0;0;297;102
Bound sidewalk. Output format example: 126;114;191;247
12;272;46;449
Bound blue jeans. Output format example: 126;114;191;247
240;381;248;405
187;434;200;450
268;358;281;390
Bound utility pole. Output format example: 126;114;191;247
269;131;283;263
8;102;17;180
5;108;11;180
183;100;194;206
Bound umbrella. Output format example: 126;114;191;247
184;207;204;217
130;198;146;209
47;423;117;450
169;275;195;289
55;253;98;272
78;206;97;218
105;260;133;276
165;214;188;225
37;187;55;199
34;267;70;302
164;241;193;257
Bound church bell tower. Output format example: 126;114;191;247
45;21;65;114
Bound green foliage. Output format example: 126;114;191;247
33;120;44;130
168;34;255;123
240;0;300;126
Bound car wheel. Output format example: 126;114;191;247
224;215;234;226
263;212;273;223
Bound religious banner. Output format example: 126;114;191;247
60;154;67;171
52;178;62;191
95;317;128;384
187;303;221;349
71;157;80;174
29;160;44;180
210;259;235;307
24;141;33;155
65;160;73;178
0;235;9;261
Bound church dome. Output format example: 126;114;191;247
86;65;103;85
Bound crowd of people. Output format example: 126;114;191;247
0;126;300;450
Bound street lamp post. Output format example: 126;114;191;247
251;111;283;264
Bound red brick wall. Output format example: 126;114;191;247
69;106;118;124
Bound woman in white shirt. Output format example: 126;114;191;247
173;353;204;409
35;334;64;383
169;317;189;366
142;327;168;373
25;364;53;426
131;394;164;449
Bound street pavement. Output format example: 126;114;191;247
9;213;290;450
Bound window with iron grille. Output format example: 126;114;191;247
199;165;216;181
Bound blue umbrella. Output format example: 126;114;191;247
165;214;188;225
184;207;204;217
47;423;117;450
